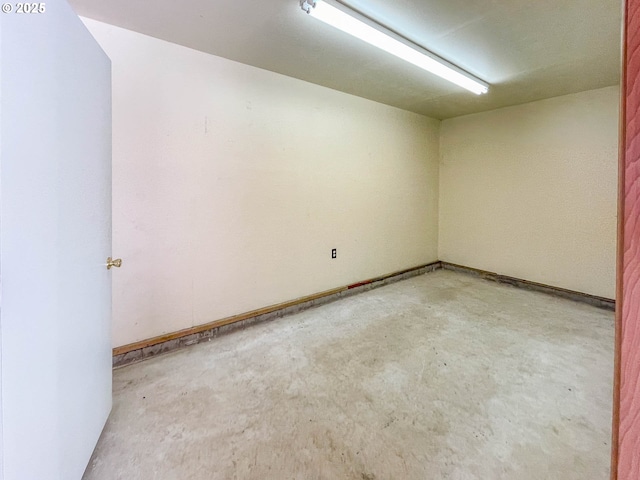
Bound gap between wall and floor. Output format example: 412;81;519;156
113;262;615;368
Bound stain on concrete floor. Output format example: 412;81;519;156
83;270;614;480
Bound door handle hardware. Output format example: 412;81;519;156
106;257;122;270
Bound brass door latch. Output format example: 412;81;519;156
106;257;122;270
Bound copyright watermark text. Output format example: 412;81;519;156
2;3;46;13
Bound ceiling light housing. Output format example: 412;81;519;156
299;0;489;95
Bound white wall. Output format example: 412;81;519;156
439;86;619;299
82;19;441;348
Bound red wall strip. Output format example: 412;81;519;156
616;0;640;478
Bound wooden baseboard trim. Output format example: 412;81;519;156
440;262;615;311
113;260;614;368
112;261;442;368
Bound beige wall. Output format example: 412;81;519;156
82;19;441;348
439;86;619;299
83;17;618;347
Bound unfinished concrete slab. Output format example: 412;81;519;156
83;270;614;480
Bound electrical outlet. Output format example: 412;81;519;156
331;248;337;259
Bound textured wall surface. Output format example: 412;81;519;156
82;19;441;348
439;87;619;299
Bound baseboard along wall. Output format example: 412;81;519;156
113;261;615;368
440;262;615;311
113;262;442;368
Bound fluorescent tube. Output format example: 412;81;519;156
301;0;489;95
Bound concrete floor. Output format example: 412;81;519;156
83;270;614;480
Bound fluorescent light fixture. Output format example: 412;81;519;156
299;0;489;95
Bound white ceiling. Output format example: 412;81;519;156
69;0;622;119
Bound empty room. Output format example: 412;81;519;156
2;0;640;479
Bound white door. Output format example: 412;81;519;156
0;1;113;479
